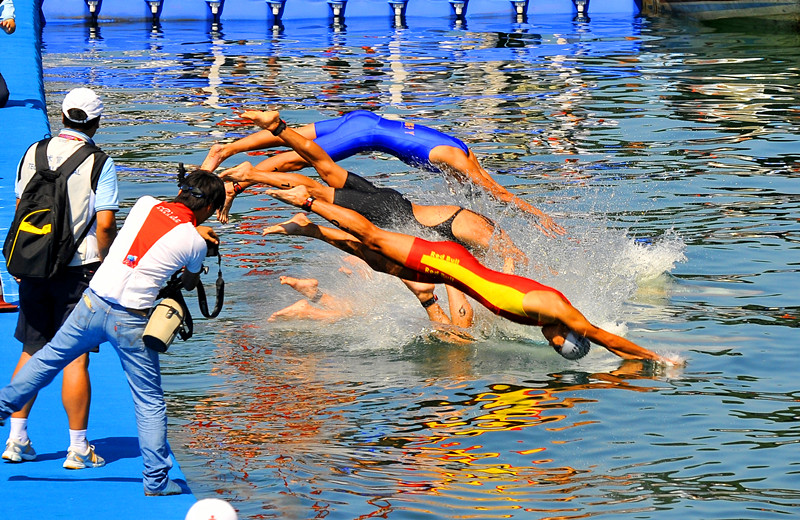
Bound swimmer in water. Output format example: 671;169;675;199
219;110;527;274
203;109;563;236
256;114;670;363
270;257;473;330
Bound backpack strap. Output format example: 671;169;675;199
28;138;53;182
41;141;106;266
89;152;109;192
53;142;103;181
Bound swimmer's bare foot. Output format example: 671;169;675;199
279;276;319;299
268;299;315;321
240;110;281;131
263;213;316;237
216;182;237;224
268;299;350;322
201;143;230;172
266;185;310;208
218;162;253;183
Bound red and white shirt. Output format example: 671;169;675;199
90;196;206;310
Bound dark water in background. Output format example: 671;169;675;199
39;13;799;519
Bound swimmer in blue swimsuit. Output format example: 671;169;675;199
219;112;527;274
202;110;562;236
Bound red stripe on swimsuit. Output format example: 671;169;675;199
405;238;569;326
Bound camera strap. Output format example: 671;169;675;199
197;253;224;319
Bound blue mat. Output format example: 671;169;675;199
0;2;197;518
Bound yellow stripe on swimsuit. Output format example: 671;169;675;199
420;252;527;318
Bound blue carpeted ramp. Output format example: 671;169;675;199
0;2;197;518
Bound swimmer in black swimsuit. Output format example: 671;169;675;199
219;111;527;274
202;110;563;237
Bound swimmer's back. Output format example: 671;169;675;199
406;238;569;326
314;110;470;171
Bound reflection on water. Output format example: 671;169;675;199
40;13;800;520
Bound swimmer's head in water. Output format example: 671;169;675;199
556;330;591;360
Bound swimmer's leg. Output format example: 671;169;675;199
263;213;428;282
202;124;317;171
268;299;351;322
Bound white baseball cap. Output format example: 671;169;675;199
62;87;104;123
185;498;238;520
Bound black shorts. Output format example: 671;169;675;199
333;172;415;229
15;263;101;355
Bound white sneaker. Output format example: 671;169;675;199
63;444;105;469
2;438;37;462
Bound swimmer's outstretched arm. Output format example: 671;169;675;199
529;292;669;363
431;147;565;237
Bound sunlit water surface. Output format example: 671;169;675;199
39;13;799;520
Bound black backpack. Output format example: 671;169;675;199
3;138;108;279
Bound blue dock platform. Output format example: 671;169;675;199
0;1;197;518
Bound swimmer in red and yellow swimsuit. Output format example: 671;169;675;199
260;185;668;364
203;109;563;237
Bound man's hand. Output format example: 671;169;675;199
1;19;16;35
196;225;219;246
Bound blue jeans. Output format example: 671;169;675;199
0;288;173;493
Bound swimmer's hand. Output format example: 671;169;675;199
215;183;237;224
536;212;566;237
216;163;258;224
240;110;282;132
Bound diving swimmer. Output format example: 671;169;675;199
203;110;563;236
219;110;527;274
254;114;670;363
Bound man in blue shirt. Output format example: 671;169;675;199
2;88;119;470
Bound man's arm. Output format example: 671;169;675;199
181;225;219;290
95;210;117;261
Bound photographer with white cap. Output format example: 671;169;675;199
2;87;119;470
